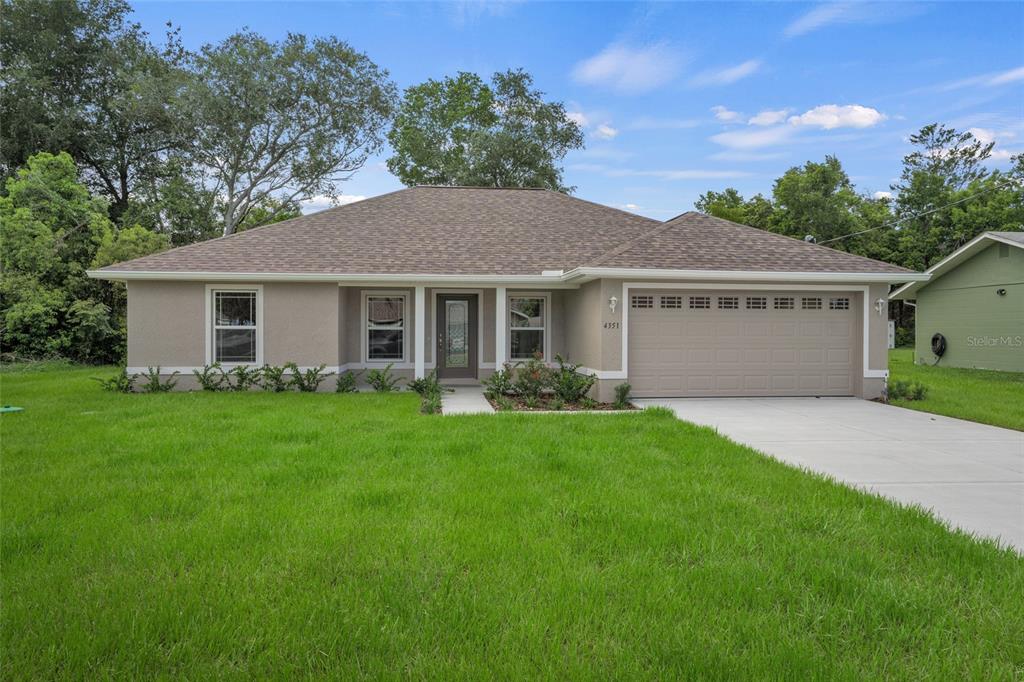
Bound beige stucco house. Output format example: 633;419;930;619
89;186;928;400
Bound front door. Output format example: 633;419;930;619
437;294;477;379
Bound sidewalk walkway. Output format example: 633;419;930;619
441;386;495;415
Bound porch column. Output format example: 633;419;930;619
414;285;425;379
495;286;507;367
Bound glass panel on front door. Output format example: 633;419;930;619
445;300;469;368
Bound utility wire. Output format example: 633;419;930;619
816;178;1021;245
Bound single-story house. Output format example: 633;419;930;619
89;186;928;400
891;231;1023;372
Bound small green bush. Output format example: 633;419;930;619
335;371;361;393
94;368;135;393
286;363;332;392
260;365;291;392
550;355;596;403
482;363;514;398
228;365;262;391
138;367;178;393
613;383;632;409
366;363;401;393
579;396;598;410
549;397;564;411
193;363;228;391
889;379;928;402
493;395;514;411
513;353;550;400
420;393;442;415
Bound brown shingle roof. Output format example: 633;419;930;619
589;211;912;274
97;187;912;276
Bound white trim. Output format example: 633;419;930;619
507;291;551;361
361;290;409;365
495;286;507;367
204;284;263;367
564;267;927;284
891;231;1020;300
621;282;882;381
576;366;628;380
414;286;425;379
430;288;487;371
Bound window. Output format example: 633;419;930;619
746;296;767;310
801;297;822;310
509;296;546;360
660;295;683;309
718;296;739;310
774;297;795;310
829;297;850;311
689;296;711;309
212;290;258;364
366;294;406;361
631;295;653;309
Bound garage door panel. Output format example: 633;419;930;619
629;289;857;397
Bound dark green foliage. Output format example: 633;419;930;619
550;355;596;403
481;363;514;398
193;363;228;391
335;371;361;393
93;368;135;393
260;365;291;392
613;383;632;409
366;363;401;393
493;395;514;411
548;397;564;411
888;379;929;402
286;363;332;393
138;367;177;393
227;365;262;392
407;370;450;415
512;353;551;400
420;392;442;415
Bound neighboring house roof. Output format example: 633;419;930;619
91;185;921;282
890;231;1024;300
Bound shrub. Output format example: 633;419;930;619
579;396;598;410
193;363;228;391
138;367;177;393
613;383;632;409
889;379;928;402
407;370;445;397
286;362;332;392
549;397;564;411
94;368;135;393
513;352;551;400
421;392;442;415
482;363;515;398
335;371;361;393
366;363;401;393
228;365;262;391
523;395;540;409
895;326;914;349
260;364;291;392
493;395;514;411
550;354;596;403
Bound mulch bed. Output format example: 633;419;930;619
486;395;637;412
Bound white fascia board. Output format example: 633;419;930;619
86;270;574;287
563;267;929;285
890;232;1020;301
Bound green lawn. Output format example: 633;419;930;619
2;366;1022;679
889;349;1024;431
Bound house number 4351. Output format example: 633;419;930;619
603;322;620;329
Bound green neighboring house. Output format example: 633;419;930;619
891;231;1024;372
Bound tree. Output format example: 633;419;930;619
769;156;863;244
695;188;773;229
1;0;191;222
0;152;167;362
186;31;397;235
387;69;584;191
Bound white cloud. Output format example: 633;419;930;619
748;108;791;126
711;105;742;122
709;150;787;162
594;124;619;140
711;126;795;149
570;163;750;180
872;191;893;200
571;43;684;94
616;203;642;212
966;127;1022;163
784;2;923;38
788;104;887;129
690;59;762;87
989;65;1024;86
626;116;701;130
929;65;1024;92
301;194;367;214
565;111;589;127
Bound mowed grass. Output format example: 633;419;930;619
889;349;1024;431
2;366;1022;679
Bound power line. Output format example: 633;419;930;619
816;178;1021;245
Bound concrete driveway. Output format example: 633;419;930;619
636;398;1024;552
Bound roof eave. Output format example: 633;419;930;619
564;267;928;285
889;232;1022;300
86;269;575;287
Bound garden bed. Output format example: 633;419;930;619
487;395;635;412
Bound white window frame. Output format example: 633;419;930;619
362;290;409;365
507;292;550;362
205;284;263;367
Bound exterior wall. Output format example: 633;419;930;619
562;279;603;369
127;281;206;368
913;244;1024;371
263;283;340;366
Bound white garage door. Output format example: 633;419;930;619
628;290;858;397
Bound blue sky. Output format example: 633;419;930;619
130;1;1024;219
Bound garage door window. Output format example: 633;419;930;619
631;295;653;309
689;296;711;309
746;296;767;310
802;297;822;310
660;295;683;309
829;297;850;311
774;297;795;310
718;296;739;310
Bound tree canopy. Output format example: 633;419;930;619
387;69;584;191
